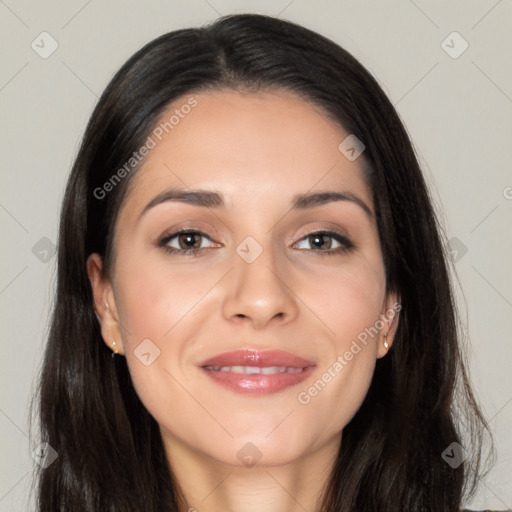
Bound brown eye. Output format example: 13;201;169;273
158;230;214;255
294;231;354;255
308;233;335;250
176;232;202;249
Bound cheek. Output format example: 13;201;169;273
112;258;208;436
114;255;217;344
292;259;385;432
112;256;225;428
300;257;386;349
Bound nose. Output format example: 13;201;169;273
221;239;299;330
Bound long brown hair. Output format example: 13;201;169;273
31;13;492;511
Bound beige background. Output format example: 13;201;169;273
1;0;511;510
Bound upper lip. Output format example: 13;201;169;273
199;349;316;368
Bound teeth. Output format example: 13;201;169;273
261;366;280;374
205;365;303;374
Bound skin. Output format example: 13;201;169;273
88;89;399;512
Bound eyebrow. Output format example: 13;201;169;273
139;188;374;220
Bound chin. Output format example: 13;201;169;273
202;432;315;469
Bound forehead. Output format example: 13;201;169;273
121;89;372;218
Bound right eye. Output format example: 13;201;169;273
158;229;216;256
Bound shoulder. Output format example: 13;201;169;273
461;509;512;512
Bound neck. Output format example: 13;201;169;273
163;434;341;512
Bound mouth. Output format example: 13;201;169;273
198;349;316;394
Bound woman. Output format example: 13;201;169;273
32;13;498;512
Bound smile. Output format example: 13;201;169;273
204;365;304;374
199;349;316;394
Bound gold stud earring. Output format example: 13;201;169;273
111;340;119;357
383;333;389;350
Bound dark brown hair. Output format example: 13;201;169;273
32;13;492;511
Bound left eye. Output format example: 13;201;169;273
294;231;352;253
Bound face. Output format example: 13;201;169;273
88;89;399;469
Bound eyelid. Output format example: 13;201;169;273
156;220;219;243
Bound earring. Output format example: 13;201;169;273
111;340;119;357
383;333;389;350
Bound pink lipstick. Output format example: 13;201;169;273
199;349;316;394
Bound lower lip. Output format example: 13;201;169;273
201;366;315;394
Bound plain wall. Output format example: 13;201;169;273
1;0;511;510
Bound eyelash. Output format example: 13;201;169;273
157;228;355;257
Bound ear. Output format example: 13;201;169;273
86;253;125;355
376;291;401;359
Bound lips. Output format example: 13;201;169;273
199;349;316;394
